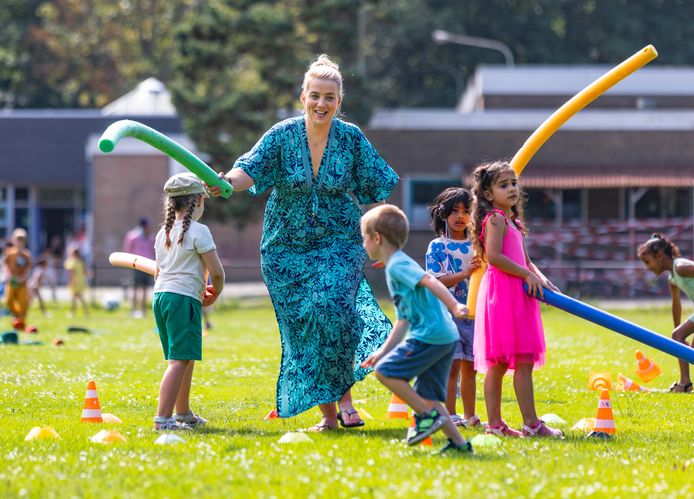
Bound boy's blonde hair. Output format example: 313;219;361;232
361;204;409;249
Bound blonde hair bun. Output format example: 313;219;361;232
311;54;339;71
302;54;343;97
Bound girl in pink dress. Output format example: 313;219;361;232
469;161;562;438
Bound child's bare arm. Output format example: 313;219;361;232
361;319;409;368
485;214;544;297
524;242;560;292
419;273;469;319
200;250;225;306
674;260;694;278
437;255;482;288
670;282;682;327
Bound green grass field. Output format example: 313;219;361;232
1;299;693;498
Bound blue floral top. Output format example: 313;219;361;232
425;237;473;304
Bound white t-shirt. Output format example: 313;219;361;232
154;220;216;301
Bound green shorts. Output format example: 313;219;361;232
153;292;202;361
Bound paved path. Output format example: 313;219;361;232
41;282;270;304
30;284;676;310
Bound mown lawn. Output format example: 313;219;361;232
1;298;693;498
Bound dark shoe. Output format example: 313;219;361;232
669;381;693;393
438;439;474;455
337;410;365;428
407;409;445;445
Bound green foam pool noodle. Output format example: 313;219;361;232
98;119;233;198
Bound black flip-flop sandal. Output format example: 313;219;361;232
337;410;365;428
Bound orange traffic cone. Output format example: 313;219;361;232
387;393;409;419
588;389;615;438
408;415;432;446
264;408;278;420
80;380;103;423
635;350;661;383
615;373;649;392
588;372;612;391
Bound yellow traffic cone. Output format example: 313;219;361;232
80;380;103;423
588;389;615;438
387;393;409;419
408;415;432;446
588;372;612;391
635;351;661;383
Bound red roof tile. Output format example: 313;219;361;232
513;165;694;188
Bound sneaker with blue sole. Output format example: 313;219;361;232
438;439;474;455
407;409;446;445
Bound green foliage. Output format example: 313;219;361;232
1;301;693;496
5;0;200;108
168;1;309;225
4;0;694;222
0;0;44;107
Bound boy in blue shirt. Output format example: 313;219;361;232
361;204;472;454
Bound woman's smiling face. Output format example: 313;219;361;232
301;78;341;127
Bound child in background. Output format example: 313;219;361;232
361;204;472;454
638;233;694;393
29;257;49;317
426;187;482;428
153;173;224;430
469;161;562;437
4;229;32;329
64;248;89;318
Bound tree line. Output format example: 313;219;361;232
2;0;693;222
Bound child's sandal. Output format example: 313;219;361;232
450;414;465;427
174;412;208;428
154;416;191;431
461;415;486;428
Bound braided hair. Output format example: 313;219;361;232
163;194;198;250
469;161;527;259
637;232;681;260
429;187;472;238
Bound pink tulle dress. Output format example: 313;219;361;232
473;209;545;373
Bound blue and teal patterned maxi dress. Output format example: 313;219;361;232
235;116;398;417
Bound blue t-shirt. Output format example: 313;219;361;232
386;251;458;345
425;237;473;304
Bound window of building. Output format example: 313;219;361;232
633;187;694;219
588;188;620;219
563;189;583;221
405;178;462;229
524;189;556;220
0;187;7;241
662;188;692;218
634;188;660;218
14;187;29;202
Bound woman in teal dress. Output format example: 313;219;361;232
212;55;398;430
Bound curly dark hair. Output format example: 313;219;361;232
469;161;527;259
429;187;472;237
637;232;681;260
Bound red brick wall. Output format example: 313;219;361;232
91;154;264;285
